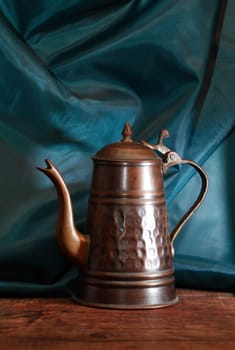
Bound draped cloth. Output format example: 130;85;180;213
0;0;234;295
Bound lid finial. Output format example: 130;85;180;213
121;122;133;142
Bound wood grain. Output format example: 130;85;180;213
0;289;234;350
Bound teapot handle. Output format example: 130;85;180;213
141;130;208;244
162;151;208;244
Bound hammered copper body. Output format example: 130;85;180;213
37;123;208;309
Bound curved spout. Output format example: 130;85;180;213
37;159;89;267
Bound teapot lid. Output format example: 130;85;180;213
93;123;159;161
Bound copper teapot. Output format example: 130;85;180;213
37;123;208;309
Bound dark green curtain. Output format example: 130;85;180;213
0;0;234;296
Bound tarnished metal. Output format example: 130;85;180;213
37;122;208;309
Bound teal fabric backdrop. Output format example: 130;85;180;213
0;0;234;296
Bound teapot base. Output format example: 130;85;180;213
71;270;179;309
72;294;179;309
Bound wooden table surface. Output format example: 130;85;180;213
0;289;234;350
